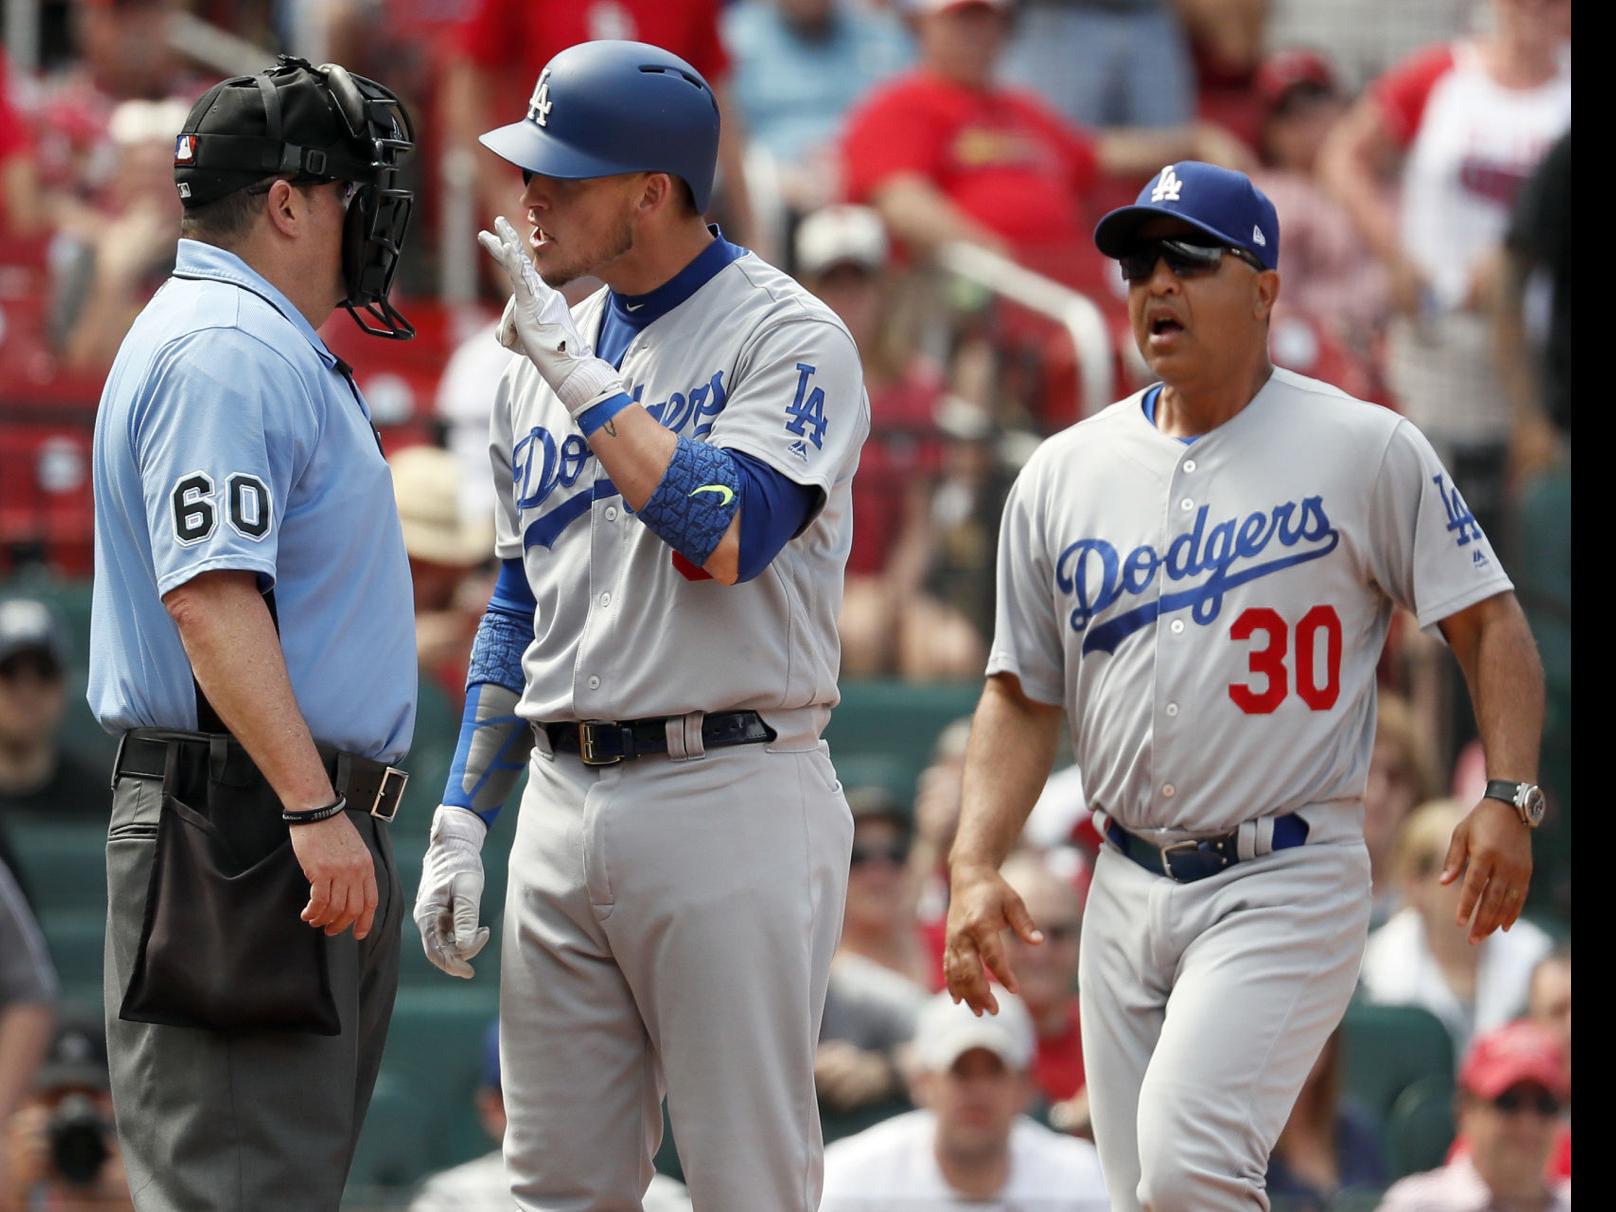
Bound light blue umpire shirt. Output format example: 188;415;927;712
89;238;416;765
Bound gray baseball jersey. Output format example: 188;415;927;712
988;366;1513;835
489;253;870;725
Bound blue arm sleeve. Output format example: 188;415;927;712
440;564;536;826
487;557;537;622
730;450;819;583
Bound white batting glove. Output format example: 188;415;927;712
477;215;623;418
413;805;491;980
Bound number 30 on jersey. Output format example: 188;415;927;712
1228;605;1342;714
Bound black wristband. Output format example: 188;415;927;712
282;796;347;825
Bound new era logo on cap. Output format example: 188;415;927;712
174;134;196;163
1252;224;1267;247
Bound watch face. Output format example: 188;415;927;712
1523;786;1547;827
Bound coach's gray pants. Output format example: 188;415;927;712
500;727;853;1212
104;771;401;1212
1079;820;1371;1212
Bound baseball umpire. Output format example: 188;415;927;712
943;162;1546;1211
88;57;418;1210
410;40;870;1212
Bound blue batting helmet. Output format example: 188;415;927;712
479;40;721;213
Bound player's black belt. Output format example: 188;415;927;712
112;728;408;822
1105;814;1309;883
542;711;777;766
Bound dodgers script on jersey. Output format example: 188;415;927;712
490;252;870;725
989;367;1513;835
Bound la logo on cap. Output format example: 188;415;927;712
175;134;195;163
1151;166;1182;203
528;69;554;127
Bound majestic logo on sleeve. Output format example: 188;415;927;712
1056;497;1340;655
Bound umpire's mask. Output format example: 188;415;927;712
174;55;417;340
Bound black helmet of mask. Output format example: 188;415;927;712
174;55;417;339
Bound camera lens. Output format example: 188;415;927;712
46;1093;110;1188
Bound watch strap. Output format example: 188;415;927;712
1483;779;1525;806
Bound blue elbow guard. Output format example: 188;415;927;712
467;605;529;693
636;435;741;566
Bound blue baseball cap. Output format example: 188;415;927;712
1094;161;1280;271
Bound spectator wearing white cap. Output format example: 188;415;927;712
819;989;1108;1210
795;204;984;680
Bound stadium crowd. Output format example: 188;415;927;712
0;0;1570;1208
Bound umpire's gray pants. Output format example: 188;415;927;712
104;771;401;1212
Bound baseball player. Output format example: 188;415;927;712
410;41;869;1212
942;161;1546;1212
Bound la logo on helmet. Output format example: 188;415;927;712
528;70;554;127
1152;166;1182;203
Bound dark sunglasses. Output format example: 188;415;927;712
849;843;910;869
1491;1088;1562;1117
0;652;63;682
1119;239;1265;284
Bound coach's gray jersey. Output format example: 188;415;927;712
989;367;1512;835
491;251;870;725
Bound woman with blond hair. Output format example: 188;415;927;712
1360;799;1554;1062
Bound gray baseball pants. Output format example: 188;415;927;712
499;723;853;1211
1079;819;1371;1212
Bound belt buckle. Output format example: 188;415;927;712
1158;839;1204;882
370;767;408;821
578;720;625;766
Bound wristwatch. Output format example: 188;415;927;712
1483;780;1547;829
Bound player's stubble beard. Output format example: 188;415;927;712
537;207;636;291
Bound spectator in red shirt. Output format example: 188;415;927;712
444;0;755;253
795;204;984;680
999;850;1088;1134
839;0;1249;289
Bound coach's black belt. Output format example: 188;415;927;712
112;728;408;822
1105;814;1309;884
542;711;776;766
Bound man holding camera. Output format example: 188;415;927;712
88;56;418;1211
2;1015;130;1212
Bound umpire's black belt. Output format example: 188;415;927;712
1105;814;1309;884
113;728;408;822
541;711;776;766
